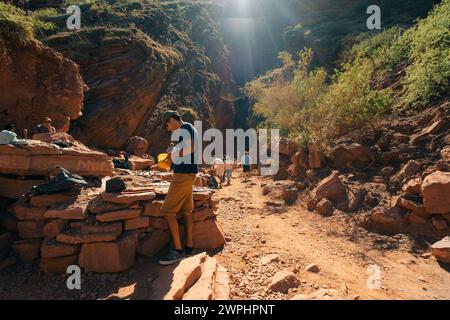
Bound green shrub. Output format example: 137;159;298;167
0;2;54;45
401;0;450;108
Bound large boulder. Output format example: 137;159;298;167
79;232;137;273
331;143;373;168
0;177;46;199
314;172;346;204
192;219;225;249
422;171;450;214
0;30;85;134
362;206;407;234
162;252;207;300
126;136;149;157
183;256;218;300
431;237;450;264
0;138;114;177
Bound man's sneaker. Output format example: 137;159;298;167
158;250;185;266
183;247;195;257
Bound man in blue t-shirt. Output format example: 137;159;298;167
158;110;200;265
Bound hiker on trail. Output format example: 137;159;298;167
0;124;27;145
34;116;71;135
224;155;233;185
213;156;225;187
158;110;200;266
241;151;251;182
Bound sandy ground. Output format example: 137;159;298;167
1;173;449;300
214;174;450;300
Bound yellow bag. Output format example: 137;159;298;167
157;153;171;170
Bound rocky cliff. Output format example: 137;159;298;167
0;28;86;133
36;1;237;154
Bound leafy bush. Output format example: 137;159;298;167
401;0;450;108
246;0;448;147
245;48;392;147
0;2;54;45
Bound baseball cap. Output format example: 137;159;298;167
161;110;180;129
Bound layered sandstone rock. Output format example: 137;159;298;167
0;31;85;134
1;172;226;274
46;28;182;150
0;138;113;177
157;253;230;300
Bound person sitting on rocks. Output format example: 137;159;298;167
34;116;71;135
0;124;27;145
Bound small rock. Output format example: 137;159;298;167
305;263;320;273
268;270;300;294
316;199;334;217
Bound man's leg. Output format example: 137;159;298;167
161;175;186;251
180;174;196;249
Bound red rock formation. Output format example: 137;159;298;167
0;32;85;134
46;28;183;150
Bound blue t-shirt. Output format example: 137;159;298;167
171;122;199;174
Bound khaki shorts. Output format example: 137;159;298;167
161;173;196;217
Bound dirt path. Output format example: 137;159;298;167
213;173;450;300
1;173;449;300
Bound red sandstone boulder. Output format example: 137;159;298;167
0;140;113;177
143;200;164;217
422;171;450;214
402;178;423;195
126;136;149;157
124;217;150;231
411;119;447;145
41;238;80;258
11;200;47;220
0;177;45;199
40;255;78;274
364;206;407;234
87;197;133;214
12;240;42;261
316;199;334;217
17;220;45;239
96;209;142;223
431;237;450;263
102;192;156;204
79;232;137;273
192;207;215;222
30;192;78;207
149;217;169;230
314;172;346;203
391;196;427;216
214;264;231;300
331;143;373;168
183;256;218;300
44;204;87;220
268;270;300;294
43;219;68;238
192;219;225;249
163;252;207;300
136;229;169;257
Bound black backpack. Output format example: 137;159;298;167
31;167;88;195
207;176;219;189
